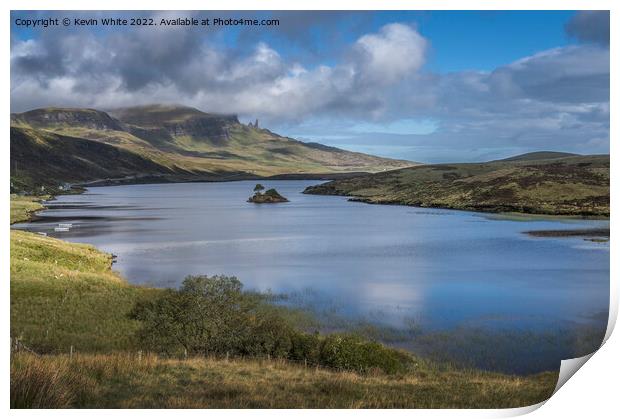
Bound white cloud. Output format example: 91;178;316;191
10;19;609;161
11;23;428;119
352;23;427;85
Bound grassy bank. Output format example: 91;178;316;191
10;199;559;408
10;195;47;224
11;230;161;352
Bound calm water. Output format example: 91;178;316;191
15;181;610;373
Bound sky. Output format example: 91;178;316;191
10;10;610;162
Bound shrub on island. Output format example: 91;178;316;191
247;185;289;203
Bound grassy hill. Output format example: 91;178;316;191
10;127;180;192
304;154;609;216
10;222;557;408
10;105;413;192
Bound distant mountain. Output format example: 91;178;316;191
304;153;610;216
10;105;413;192
109;105;238;147
11;107;125;131
497;151;579;162
10;127;178;192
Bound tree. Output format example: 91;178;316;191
254;184;265;193
129;275;292;357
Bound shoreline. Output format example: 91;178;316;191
303;190;611;220
301;191;611;220
68;171;364;188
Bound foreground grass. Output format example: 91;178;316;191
11;353;557;408
10;222;558;408
10;195;46;224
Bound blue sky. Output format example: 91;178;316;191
10;10;609;162
413;11;578;71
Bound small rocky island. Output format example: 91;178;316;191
248;184;289;204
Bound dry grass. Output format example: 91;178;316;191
11;353;557;409
10;354;89;408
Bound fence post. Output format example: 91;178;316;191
184;348;188;359
138;350;142;362
70;345;73;359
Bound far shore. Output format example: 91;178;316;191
70;171;367;188
525;228;610;238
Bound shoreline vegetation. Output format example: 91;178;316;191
10;194;559;408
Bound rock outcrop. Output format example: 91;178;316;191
248;188;289;203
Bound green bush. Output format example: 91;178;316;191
319;334;412;375
264;189;280;197
130;275;414;375
130;275;293;357
288;331;321;364
239;306;294;358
